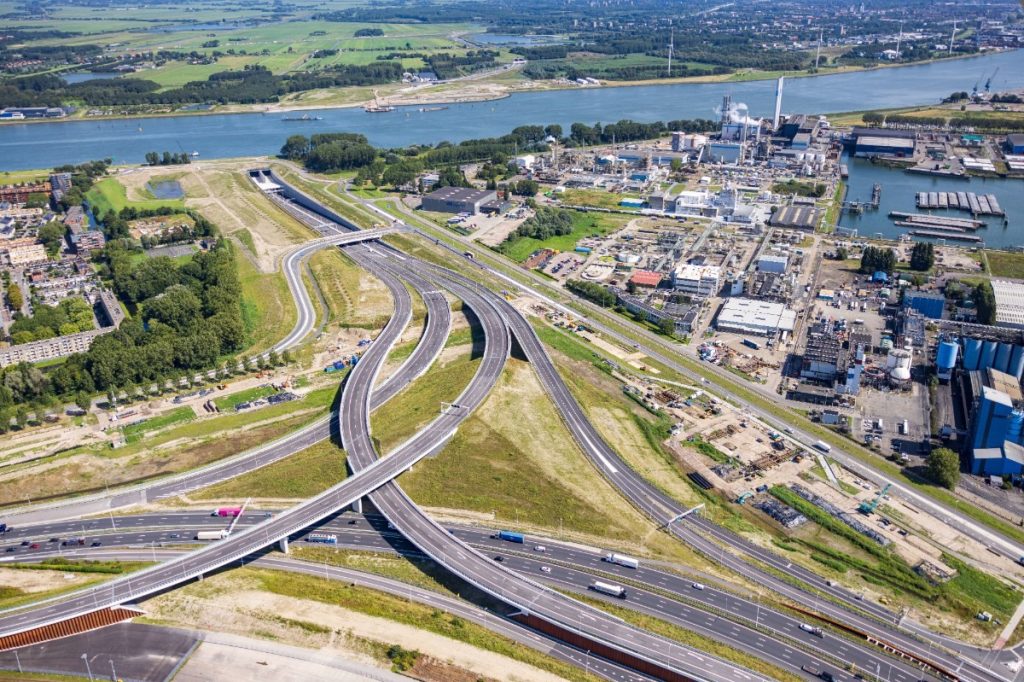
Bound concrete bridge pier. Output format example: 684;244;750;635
278;538;289;554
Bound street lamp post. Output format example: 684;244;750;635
81;654;94;681
109;659;118;682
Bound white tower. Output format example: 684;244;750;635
773;77;785;130
667;28;674;77
948;20;956;55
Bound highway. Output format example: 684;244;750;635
0;171;1007;682
0;510;934;682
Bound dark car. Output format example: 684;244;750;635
20;540;29;546
4;547;14;553
49;537;59;543
493;555;504;562
90;541;102;547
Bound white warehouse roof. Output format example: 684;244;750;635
991;279;1024;329
716;298;796;335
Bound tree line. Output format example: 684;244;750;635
144;151;192;166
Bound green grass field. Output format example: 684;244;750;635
500;211;629;262
120;406;194;444
213;385;277;412
85;177;184;217
985;250;1024;279
194;438;345;499
236;253;296;354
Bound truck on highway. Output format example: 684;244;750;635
211;507;242;517
799;623;824;637
812;440;831;454
590;581;627;599
307;533;338;544
603;552;640;569
800;664;834;682
195;530;229;541
495;530;525;544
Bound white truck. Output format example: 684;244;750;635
603;552;640;569
195;530;229;541
590;581;627;599
812;440;831;453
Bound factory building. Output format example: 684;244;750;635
1006;134;1024;155
800;335;847;383
707;142;743;164
756;254;788;274
420;187;499;215
903;290;945;320
768;205;822;231
967;368;1024;475
991;279;1024;329
671;133;708;152
715;298;796;336
671;264;721;297
674;191;714;216
850;127;916;158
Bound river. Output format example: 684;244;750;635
1;50;1023;171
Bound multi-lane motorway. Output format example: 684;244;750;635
0;169;1014;682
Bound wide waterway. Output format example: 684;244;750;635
1;50;1023;171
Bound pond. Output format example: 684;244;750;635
62;72;120;84
147;180;184;200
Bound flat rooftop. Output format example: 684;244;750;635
991;279;1024;328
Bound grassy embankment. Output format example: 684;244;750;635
145;567;601;682
498;211;630;263
194;438;345;500
986;250;1024;279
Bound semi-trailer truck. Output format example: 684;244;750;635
590;581;627;599
603;552;640;569
196;530;229;541
211;507;242;517
495;530;524;544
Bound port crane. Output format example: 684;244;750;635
984;67;1000;93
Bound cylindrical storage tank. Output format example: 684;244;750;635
890;366;912;387
881;338;894;351
996;343;1013;373
896;350;912;371
964;337;983;371
886;350;899;369
1010;345;1024;380
937;341;959;371
981;340;999;371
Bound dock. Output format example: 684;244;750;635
915;191;1005;216
909;230;982;243
889;211;986;230
839;164;849;179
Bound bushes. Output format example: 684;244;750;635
510;206;574;241
565;279;616;307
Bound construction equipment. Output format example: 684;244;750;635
857;483;892;515
736;491;755;504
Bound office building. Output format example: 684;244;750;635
756;254;788;274
671;263;720;298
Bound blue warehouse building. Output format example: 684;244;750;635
968;368;1024;477
903;290;944;320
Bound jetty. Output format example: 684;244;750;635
909;230;982;243
915;191;1005;216
889;211;986;230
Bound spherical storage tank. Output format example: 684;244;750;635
937;341;959;371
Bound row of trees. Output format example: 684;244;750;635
859;246;897;274
565;279;616;307
909;242;935;271
144;151;192;166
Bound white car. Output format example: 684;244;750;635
691;582;705;590
534;545;546;552
540;566;551;573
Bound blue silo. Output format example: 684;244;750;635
996;343;1013;373
981;340;999;371
1011;345;1024;380
964;337;983;371
937;341;959;370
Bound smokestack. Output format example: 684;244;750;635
773;76;785;130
